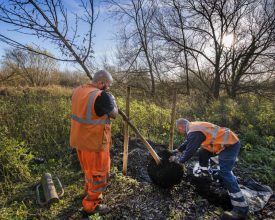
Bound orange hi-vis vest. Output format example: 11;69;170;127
70;84;112;152
187;122;239;154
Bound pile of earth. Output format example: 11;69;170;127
105;136;217;219
105;135;274;219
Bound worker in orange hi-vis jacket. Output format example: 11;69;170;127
171;119;249;220
70;70;118;217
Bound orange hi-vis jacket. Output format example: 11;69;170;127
70;84;112;152
187;122;239;154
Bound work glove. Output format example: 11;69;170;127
169;155;178;163
169;157;185;170
170;149;179;156
178;141;188;152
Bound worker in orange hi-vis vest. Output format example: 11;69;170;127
70;70;118;218
171;119;249;220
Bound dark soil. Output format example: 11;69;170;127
147;150;183;188
81;135;275;219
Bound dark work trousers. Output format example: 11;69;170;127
199;148;214;167
219;141;249;215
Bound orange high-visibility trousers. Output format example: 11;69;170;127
77;149;110;213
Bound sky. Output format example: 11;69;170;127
0;0;117;71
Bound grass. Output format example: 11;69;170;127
0;86;274;219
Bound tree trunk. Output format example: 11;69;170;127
184;53;190;95
213;71;220;99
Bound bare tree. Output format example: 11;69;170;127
223;0;275;98
107;0;159;96
3;48;57;86
155;0;247;98
0;62;17;84
154;0;191;95
0;0;97;79
154;0;275;98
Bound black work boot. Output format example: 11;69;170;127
91;204;110;214
221;210;247;220
80;204;110;219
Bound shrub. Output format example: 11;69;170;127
205;98;244;129
112;97;171;144
0;133;32;184
237;95;275;136
241;139;275;185
0;87;71;158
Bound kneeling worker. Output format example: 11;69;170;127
171;118;248;220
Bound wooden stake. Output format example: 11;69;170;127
169;88;177;150
122;86;130;175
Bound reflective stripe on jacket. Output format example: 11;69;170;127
188;122;239;154
70;84;112;152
